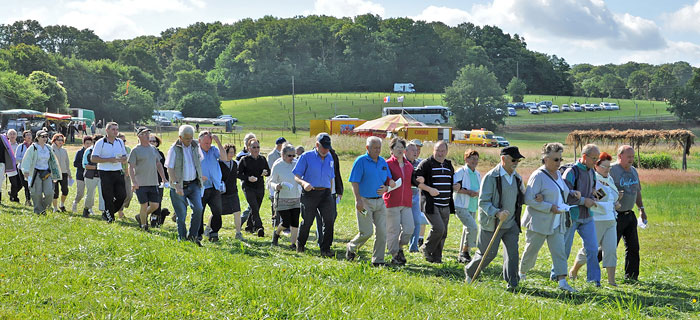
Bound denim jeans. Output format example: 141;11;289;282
409;188;426;252
170;183;204;240
552;217;601;282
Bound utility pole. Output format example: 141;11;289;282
516;61;519;79
292;75;296;134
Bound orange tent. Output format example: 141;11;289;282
352;115;424;136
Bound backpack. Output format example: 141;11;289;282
559;163;579;190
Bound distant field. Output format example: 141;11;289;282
220;92;673;129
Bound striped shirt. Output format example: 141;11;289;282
416;156;454;207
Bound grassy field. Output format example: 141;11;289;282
219;92;673;129
1;130;699;319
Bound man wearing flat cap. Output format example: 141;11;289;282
465;146;526;290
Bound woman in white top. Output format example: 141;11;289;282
570;152;620;286
268;144;302;248
21;130;62;214
51;133;72;212
452;149;481;264
519;142;581;292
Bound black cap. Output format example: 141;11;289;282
136;126;151;136
316;133;332;149
275;137;287;145
500;146;524;159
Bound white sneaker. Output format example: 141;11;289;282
559;281;578;293
71;203;77;212
203;225;213;237
519;273;527;282
465;275;473;284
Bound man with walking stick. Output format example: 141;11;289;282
465;146;525;290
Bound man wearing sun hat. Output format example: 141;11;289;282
465;146;526;290
128;127;167;231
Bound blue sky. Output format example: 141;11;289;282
2;0;699;66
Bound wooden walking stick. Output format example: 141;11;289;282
471;217;506;283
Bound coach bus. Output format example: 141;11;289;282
381;106;451;125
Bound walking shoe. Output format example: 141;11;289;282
391;255;406;266
82;208;90;218
296;244;305;253
289;244;297;251
171;214;177;222
235;232;244;241
417;238;424;247
321;250;334;258
257;228;265;237
134;214;141;225
209;236;219;243
103;211;114;223
345;247;356;261
559;281;578;293
203;225;213;238
465;275;473;284
71;203;77;212
188;236;203;247
140;224;150;232
519;273;527;282
271;232;280;246
24;200;31;207
59;206;66;212
458;251;472;264
372;262;386;267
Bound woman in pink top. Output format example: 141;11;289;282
384;138;421;265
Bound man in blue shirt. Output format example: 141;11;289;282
346;136;394;266
197;131;225;242
293;133;336;257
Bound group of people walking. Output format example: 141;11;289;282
0;126;646;291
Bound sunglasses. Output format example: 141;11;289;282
56;139;64;142
149;139;157;143
285;154;295;158
39;135;48;138
549;157;562;162
250;146;260;149
511;158;522;163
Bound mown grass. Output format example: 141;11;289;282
219;92;672;129
2;130;698;319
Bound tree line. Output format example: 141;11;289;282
0;17;697;124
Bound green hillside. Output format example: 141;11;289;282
220;92;673;129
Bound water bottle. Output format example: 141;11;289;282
637;217;648;229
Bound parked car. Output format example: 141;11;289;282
331;114;352;119
572;103;582;112
610;103;620;110
514;102;526;109
529;106;539;114
601;102;612;111
550;105;560;113
494;136;510;147
495;108;504;115
538;100;553;107
594;104;603;111
525;102;537;110
507;107;517;116
154;116;171;126
217;114;238;123
584;104;596;111
538;105;549;113
561;104;571;112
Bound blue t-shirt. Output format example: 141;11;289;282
292;149;335;189
200;146;222;191
349;153;392;199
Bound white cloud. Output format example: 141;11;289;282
57;0;204;39
309;0;385;17
414;0;666;51
4;6;50;24
412;6;471;26
663;0;700;33
620;41;700;65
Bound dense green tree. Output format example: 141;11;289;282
668;69;700;121
0;43;58;76
177;91;221;117
118;46;164;79
27;71;68;113
444;65;506;130
506;77;526;102
0;70;47;110
627;70;651;99
109;82;155;123
649;65;679;100
599;74;628;98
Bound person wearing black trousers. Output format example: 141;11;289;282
149;135;170;227
316;147;343;248
237;139;270;237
